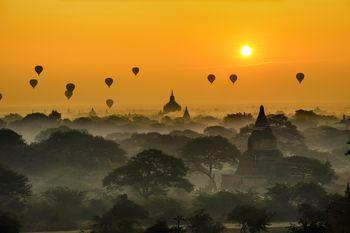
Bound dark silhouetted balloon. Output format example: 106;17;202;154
230;74;238;84
66;83;76;92
105;78;114;87
106;99;114;108
296;73;305;83
0;94;2;101
30;79;38;88
207;74;216;84
132;67;140;76
65;90;73;100
35;65;43;76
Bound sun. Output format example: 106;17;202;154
241;45;252;57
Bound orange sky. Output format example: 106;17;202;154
0;0;349;113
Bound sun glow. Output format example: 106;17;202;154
241;45;252;57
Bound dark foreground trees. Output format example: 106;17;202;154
187;209;225;233
228;205;273;233
103;149;193;198
92;195;148;233
0;164;31;213
288;204;327;233
0;211;20;233
144;221;172;233
24;186;90;231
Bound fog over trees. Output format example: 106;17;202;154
0;108;350;233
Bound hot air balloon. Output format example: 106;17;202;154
296;73;305;84
35;65;43;76
207;74;216;84
29;79;38;89
229;74;238;85
105;78;114;88
132;67;140;76
106;99;114;109
0;94;2;101
66;83;76;93
65;90;73;100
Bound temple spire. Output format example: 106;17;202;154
183;106;190;120
170;90;175;102
255;105;269;127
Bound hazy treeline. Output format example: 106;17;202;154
0;108;349;233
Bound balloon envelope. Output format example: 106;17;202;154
65;90;73;100
66;83;76;92
230;74;238;84
105;78;114;87
29;79;38;88
35;65;43;76
0;94;2;101
106;99;114;108
207;74;216;84
296;73;305;83
132;67;140;76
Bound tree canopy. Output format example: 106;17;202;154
0;164;31;212
103;149;193;198
181;136;240;189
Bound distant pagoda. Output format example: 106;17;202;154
183;106;191;120
163;91;182;114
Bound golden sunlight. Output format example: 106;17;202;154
241;45;252;57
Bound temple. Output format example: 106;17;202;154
236;105;283;176
222;105;284;191
163;91;182;114
183;106;191;120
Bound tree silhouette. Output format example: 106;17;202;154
144;221;172;233
103;149;193;198
288;203;326;233
181;136;240;190
0;163;31;213
187;209;225;233
228;205;273;233
92;194;148;233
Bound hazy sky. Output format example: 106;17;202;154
0;0;349;112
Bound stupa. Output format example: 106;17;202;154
163;91;182;114
183;106;191;120
222;105;283;190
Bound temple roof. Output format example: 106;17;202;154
163;91;181;114
255;105;269;128
183;106;190;120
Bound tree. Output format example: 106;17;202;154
228;205;273;233
0;129;28;168
120;132;191;156
92;194;148;233
144;221;172;233
288;204;326;233
290;182;328;208
265;183;297;221
193;191;259;220
203;126;237;139
0;164;31;213
187;209;225;233
24;186;89;231
280;156;336;185
181;136;240;190
0;211;21;233
31;130;127;171
103;149;193;198
266;183;291;203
